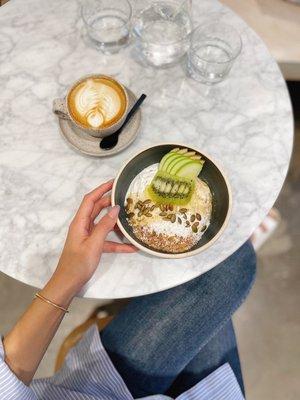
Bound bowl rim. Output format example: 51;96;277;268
111;142;233;259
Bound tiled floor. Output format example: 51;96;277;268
1;122;299;398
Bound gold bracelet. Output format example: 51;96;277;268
35;292;69;314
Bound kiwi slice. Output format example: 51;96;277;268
149;147;205;206
148;171;195;206
171;182;179;194
165;182;172;193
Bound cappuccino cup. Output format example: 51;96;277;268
53;74;129;138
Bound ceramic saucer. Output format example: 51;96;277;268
58;88;141;157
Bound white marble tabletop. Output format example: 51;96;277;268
0;0;293;298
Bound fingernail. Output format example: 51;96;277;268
108;205;120;219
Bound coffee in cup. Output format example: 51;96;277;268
53;74;129;138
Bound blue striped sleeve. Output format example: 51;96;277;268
176;363;244;400
0;337;37;400
32;324;133;400
1;326;244;400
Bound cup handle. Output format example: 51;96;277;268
53;98;69;120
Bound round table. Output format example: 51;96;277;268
0;0;293;298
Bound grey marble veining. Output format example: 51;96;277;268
0;0;293;298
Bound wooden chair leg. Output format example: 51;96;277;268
54;300;128;372
54;312;113;372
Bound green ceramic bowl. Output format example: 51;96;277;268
112;143;232;259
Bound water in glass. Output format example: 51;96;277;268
82;0;131;54
188;41;234;83
133;1;192;67
187;23;242;84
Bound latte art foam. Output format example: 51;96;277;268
68;77;127;129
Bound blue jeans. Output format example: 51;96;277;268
102;241;256;398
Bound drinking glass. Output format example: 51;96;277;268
132;0;193;68
187;22;242;84
81;0;132;54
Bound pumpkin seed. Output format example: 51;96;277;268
201;225;207;232
192;225;198;233
185;221;190;227
179;208;188;213
183;213;187;220
190;214;196;222
150;205;156;211
196;213;201;221
143;199;151;205
159;212;167;216
127;212;135;218
145;212;152;217
178;217;182;224
169;204;174;211
193;221;200;227
171;214;176;223
138;211;143;217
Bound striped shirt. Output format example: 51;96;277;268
0;325;244;400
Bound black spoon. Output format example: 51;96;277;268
100;94;147;150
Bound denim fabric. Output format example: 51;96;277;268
166;319;243;397
101;241;256;398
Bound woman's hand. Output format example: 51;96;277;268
48;180;137;297
3;180;136;385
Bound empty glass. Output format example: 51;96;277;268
187;22;242;84
132;0;193;68
81;0;132;54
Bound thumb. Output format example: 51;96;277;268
91;205;120;244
